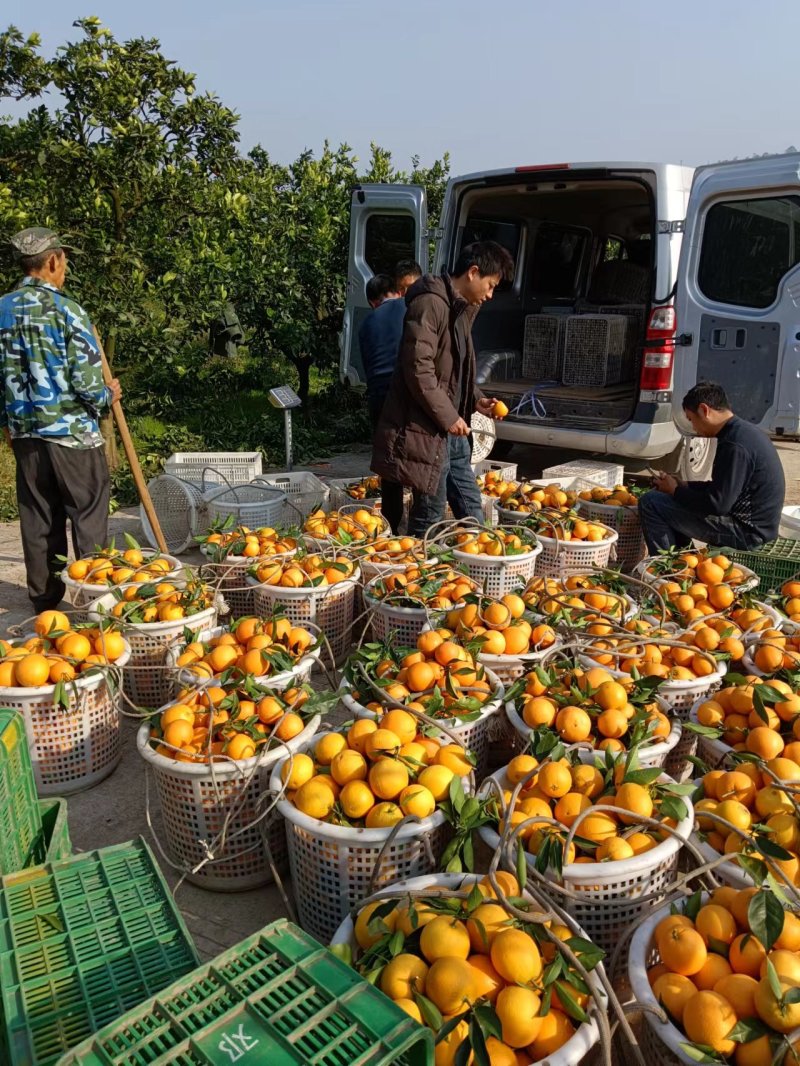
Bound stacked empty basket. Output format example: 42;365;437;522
0;838;200;1066
522;313;569;379
254;471;329;524
562;312;639;387
58;918;433;1066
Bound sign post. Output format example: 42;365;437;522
268;386;302;470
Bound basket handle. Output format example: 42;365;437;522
201;466;237;499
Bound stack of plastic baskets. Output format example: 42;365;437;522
57;918;434;1066
205;481;287;530
89;590;217;708
137;711;320;891
0;648;130;795
534;522;619;577
575;496;646;571
0;838;200;1066
255;471;329;524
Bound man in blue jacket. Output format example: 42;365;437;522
639;381;784;553
358;273;408;532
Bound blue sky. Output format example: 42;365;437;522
3;0;797;176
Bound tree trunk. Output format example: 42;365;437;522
290;354;312;411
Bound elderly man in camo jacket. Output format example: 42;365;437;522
0;227;122;612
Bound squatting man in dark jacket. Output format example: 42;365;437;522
371;241;514;536
639;381;784;553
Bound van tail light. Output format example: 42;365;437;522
639;305;676;395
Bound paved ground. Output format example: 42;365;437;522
2;440;800;961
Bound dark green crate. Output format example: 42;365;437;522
39;799;71;864
711;538;800;592
0;837;200;1066
0;710;44;875
57;918;433;1066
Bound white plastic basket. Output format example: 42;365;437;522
199;544;297;616
247;569;360;663
254;472;329;523
140;475;207;554
627;895;800;1064
165;624;321;695
578;653;727;718
330;872;604;1066
326;477;382;512
89;591;218;708
452;540;542;597
444;494;497;526
472;458;519;482
477;645;559;687
479;756;693;955
339;669;505;782
269;732;455;943
504;696;681;769
362;584;449;646
61;552;184;621
575;498;645;572
0;643;131;795
534;525;619;577
164;451;263;485
634;555;760;593
542;460;623;488
205;482;287;530
138;713;319;891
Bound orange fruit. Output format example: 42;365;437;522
651;972;698;1023
380;953;428;1000
729;932;767;977
495;985;542;1048
682;990;737;1055
14;653;52;687
695;904;738;947
490;927;542;984
659;925;707;976
425;957;474;1015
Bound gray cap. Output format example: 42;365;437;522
10;227;75;259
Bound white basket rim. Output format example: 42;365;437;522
164;623;322;686
245;566;361;595
199;544;298;565
88;591;218;635
61;551;183;591
338;668;505;726
452;540;542;566
0;639;132;697
634;555;760;590
578;653;728;691
137;713;320;777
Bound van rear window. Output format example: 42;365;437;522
530;222;588;298
698;195;800;309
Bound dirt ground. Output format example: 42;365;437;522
1;440;800;961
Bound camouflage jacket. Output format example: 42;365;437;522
0;277;110;448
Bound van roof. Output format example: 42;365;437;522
451;161;691;183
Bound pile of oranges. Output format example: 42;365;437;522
642;549;751;590
521;573;631;625
354;535;424;567
450;526;538;558
694;757;800;884
496;482;577;514
581;630;720;682
279;720;471;827
148;679;313;763
344;630;498;721
304;507;385;544
775;578;800;624
341;475;381;501
475;470;519;501
104;580;214;624
0;610;128;687
442;595;557;658
200;524;297;561
173;615;318;682
64;545;175;586
511;663;672;753
490;747;689;869
366;563;476;611
693;674;800;757
522;511;613;543
645;888;800;1059
577;484;641;507
745;630;800;674
346;871;596;1062
250;552;357;588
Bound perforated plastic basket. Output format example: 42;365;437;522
634;555;760;593
472;458;518;482
535;526;618;577
164;451;263;485
199;544;297;616
478;756;693;956
0;647;130;796
562;314;638;387
140;475;207;555
248;570;359;664
542;461;624;488
0;710;44;873
363;583;449;646
339;669;505;782
205;483;287;530
522;313;568;379
58;918;433;1066
709;537;800;593
89;592;217;709
39;797;71;865
270;733;454;943
452;540;541;597
137;714;319;891
0;837;200;1066
578;653;726;718
575;498;645;572
254;471;329;523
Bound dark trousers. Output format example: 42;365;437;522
638;489;761;554
409;433;484;536
12;438;110;611
368;391;404;534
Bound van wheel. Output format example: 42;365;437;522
663;435;716;480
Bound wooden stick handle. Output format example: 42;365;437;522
93;328;169;554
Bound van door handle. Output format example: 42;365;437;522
711;328;746;349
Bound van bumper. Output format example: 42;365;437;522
495;407;682;460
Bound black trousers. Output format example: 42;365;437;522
368;391;404;534
12;438;110;612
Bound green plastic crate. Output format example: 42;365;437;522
0;710;44;875
39;798;71;864
711;537;800;592
0;837;200;1066
57;918;433;1066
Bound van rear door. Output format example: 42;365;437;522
340;184;428;386
674;154;800;433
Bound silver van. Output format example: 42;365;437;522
341;155;800;478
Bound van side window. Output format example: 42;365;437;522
530;222;588;298
698;195;800;309
364;214;417;276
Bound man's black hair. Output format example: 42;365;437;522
395;259;422;283
452;240;515;283
365;273;396;304
683;380;731;413
19;250;56;274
